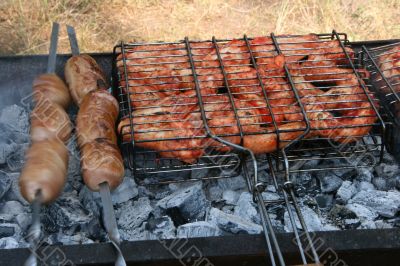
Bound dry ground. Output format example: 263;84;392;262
0;0;399;55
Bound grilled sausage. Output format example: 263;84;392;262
80;138;124;191
30;100;72;143
33;74;71;109
66;56;124;191
19;139;69;203
76;90;119;147
64;54;108;106
19;73;71;204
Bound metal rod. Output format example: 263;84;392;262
242;159;283;266
243;34;280;153
24;190;42;266
67;25;80;56
270;33;311;150
333;30;386;163
183;36;259;172
362;45;400;116
99;182;126;266
212;36;244;144
47;22;59;73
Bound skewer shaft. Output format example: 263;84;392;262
99;182;126;266
67;25;80;56
24;190;42;266
47;22;60;73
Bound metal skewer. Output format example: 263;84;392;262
24;22;60;266
67;25;126;266
99;182;126;266
24;190;42;266
66;25;80;56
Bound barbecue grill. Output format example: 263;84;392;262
0;34;399;265
112;31;393;265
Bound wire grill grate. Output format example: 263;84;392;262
113;32;385;181
112;31;387;266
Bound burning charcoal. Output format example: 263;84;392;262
0;237;19;249
0;200;26;217
315;194;334;209
67;141;81;178
372;177;389;191
357;181;375;191
360;220;377;229
43;192;95;233
0;171;12;199
234;192;260;224
395;176;400;190
4;172;28;205
47;232;94;245
0;140;18;165
15;212;30;232
292;172;313;186
262;191;280;202
0;213;14;223
217;175;247;191
79;186;102;218
154;189;172;201
222;190;239;205
111;176;138;205
356;168;374;182
336;181;357;204
374;220;393;229
177;221;222;238
344;218;361;229
207;185;223;202
0;223;18;238
63;175;84;193
157;183;208;223
284;206;324;232
346;203;378;222
0;105;29;133
350;190;400;218
208;208;262;234
266;185;277;193
117;197;153;230
191;160;210;180
374;163;399;179
0;121;30;143
301;156;321;170
318;174;343;193
328;205;360;229
386;178;398;190
6;143;28;172
120;223;148;241
221;205;234;214
318;159;355;178
383;152;397;164
138;185;154;198
147;216;176;240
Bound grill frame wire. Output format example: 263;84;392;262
265;31;385;179
361;42;400;125
113;31;386;266
115;32;365;179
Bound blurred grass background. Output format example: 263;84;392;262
0;0;399;55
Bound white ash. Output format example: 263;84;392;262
0;103;399;250
147;216;176;240
222;190;239;205
336;181;357;204
234;192;260;224
177;221;221;238
208;208;263;235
